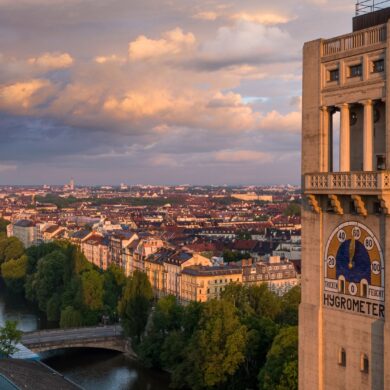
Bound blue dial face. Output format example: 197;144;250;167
324;221;384;303
336;239;371;284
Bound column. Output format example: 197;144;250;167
320;106;330;172
339;103;350;172
363;100;373;171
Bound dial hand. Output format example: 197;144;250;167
348;238;355;270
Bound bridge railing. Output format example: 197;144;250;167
22;324;122;336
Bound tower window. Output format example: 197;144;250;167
373;59;384;73
338;348;346;367
329;69;339;82
360;354;369;373
349;64;362;78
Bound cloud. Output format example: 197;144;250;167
128;28;196;61
27;52;74;69
103;89;177;118
0;0;316;184
94;55;125;64
215;150;273;163
103;88;259;133
193;11;218;21
149;154;179;167
259;110;301;133
207;91;242;107
0;163;17;172
230;12;294;25
197;21;298;70
0;79;51;109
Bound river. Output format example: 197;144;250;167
0;289;170;390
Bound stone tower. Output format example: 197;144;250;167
300;4;390;390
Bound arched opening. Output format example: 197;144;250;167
338;275;346;294
360;279;368;298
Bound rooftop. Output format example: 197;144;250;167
14;220;35;228
182;265;242;277
0;359;80;390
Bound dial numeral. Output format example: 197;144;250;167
352;227;361;240
364;237;374;250
348;283;357;296
337;230;346;242
327;256;336;268
371;261;381;275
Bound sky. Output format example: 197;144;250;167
0;0;356;185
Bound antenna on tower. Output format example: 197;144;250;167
356;0;390;16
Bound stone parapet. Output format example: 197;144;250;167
323;23;386;57
304;171;390;195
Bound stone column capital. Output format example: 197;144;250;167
336;103;350;110
360;99;373;106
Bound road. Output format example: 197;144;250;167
21;325;123;345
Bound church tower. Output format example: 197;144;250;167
300;2;390;389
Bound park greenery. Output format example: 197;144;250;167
0;232;300;389
0;236;126;328
222;249;251;263
119;272;300;390
0;219;10;236
0;320;22;357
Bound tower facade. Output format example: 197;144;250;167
300;7;390;390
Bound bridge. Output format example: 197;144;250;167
21;325;132;354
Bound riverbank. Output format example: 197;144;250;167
0;288;170;390
41;348;170;390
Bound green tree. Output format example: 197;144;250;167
46;293;62;322
184;299;248;389
0;320;22;356
277;286;301;326
25;241;64;274
1;255;28;294
222;283;281;320
283;202;301;217
26;250;66;313
118;270;153;343
81;269;104;311
228;316;278;390
258;326;298;390
223;250;250;263
138;295;184;368
61;276;83;310
0;237;24;264
103;265;127;317
0;219;10;234
60;306;83;328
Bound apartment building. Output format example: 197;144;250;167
180;265;242;302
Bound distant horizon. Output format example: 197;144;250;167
0;182;300;188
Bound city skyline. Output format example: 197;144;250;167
0;0;354;185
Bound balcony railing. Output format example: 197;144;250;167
305;171;390;194
323;24;386;56
356;0;390;15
